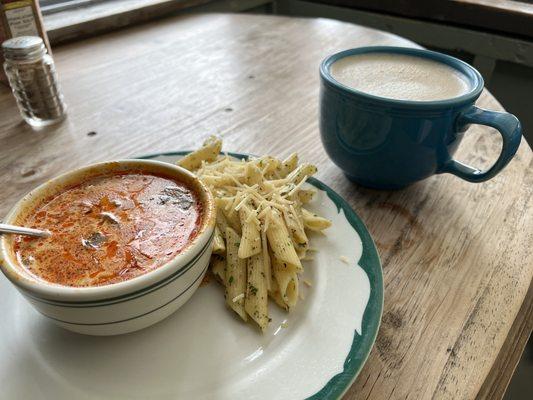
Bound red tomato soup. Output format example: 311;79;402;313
13;172;203;287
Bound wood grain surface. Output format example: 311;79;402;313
0;13;531;400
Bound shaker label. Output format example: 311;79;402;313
5;6;39;37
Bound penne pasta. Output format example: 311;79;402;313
255;156;280;178
266;209;303;271
301;208;332;231
177;135;222;171
180;137;332;331
225;227;247;321
261;228;272;291
283;207;308;252
245;253;269;331
296;188;315;204
216;211;229;240
212;226;226;254
286;163;317;185
272;257;299;309
238;204;261;258
245;163;264;186
279;153;298;177
217;197;242;234
269;290;288;311
210;254;226;283
268;278;288;311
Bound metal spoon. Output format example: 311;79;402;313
0;223;51;238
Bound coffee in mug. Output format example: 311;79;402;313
329;53;470;102
319;47;522;189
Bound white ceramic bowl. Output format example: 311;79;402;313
0;160;216;336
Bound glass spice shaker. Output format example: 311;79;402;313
2;36;66;127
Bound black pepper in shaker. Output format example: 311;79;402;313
2;36;66;127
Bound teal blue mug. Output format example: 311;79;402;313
319;47;522;189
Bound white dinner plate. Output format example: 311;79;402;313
0;152;383;400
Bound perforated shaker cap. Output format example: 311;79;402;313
2;36;46;61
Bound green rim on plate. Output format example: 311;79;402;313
138;151;383;400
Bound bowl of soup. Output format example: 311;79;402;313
0;159;216;335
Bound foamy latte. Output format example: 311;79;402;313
330;53;471;101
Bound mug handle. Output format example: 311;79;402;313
439;105;522;182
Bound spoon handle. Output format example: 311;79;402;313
0;223;51;238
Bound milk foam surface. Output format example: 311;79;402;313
330;53;471;101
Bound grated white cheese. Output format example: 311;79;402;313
339;256;350;264
228;174;244;187
234;193;251;211
232;293;245;303
287;175;308;197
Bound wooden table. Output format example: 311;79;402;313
1;13;531;400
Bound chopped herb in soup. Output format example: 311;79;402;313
13;172;203;287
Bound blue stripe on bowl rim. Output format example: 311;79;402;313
35;264;209;326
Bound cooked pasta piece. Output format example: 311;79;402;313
283;207;308;251
216;212;229;240
266;209;302;271
245;163;263;186
238;204;261;258
177;136;222;171
212;226;226;254
279;153;298;177
301;208;332;231
225;227;247;321
210;254;226;283
272;257;299;309
255;156;280;177
269;290;288;311
296;188;315;204
260;229;272;291
217;197;242;234
268;278;288;311
286;163;317;185
245;253;269;330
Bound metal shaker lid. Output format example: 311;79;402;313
2;36;46;61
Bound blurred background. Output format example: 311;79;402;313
12;0;533;398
